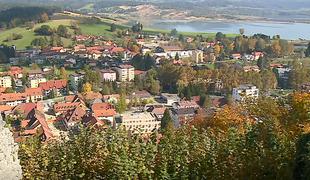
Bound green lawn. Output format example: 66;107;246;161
0;19;73;50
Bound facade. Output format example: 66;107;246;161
30;77;47;88
91;103;116;124
118;111;160;133
161;93;181;106
232;84;259;102
192;50;204;63
100;69;117;82
0;93;27;106
39;80;68;98
0;76;12;88
25;88;43;103
69;72;85;92
114;65;135;82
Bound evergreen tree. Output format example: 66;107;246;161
161;109;174;130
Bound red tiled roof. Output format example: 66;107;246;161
34;110;53;140
92;102;113;111
39;80;67;91
54;102;82;113
25;88;43;96
0;105;12;112
92;102;116;117
110;47;125;54
0;93;27;103
84;92;102;101
12;103;37;117
64;106;87;123
134;70;146;75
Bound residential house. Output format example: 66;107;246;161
129;90;154;104
100;69;117;82
173;100;200;110
170;108;196;127
232;84;259;102
103;94;120;104
0;93;27;106
9;66;23;79
0;76;12;88
82;114;106;129
243;65;260;72
84;92;103;102
53;102;86;116
117;111;160;133
62;106;87;130
29;76;47;88
146;105;166;120
39;80;68;98
114;65;135;82
91;102;116;125
25;88;43;103
192;50;204;63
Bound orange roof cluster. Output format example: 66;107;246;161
39;80;67;91
92;103;116;117
54;102;82;113
25;88;43;96
0;93;27;102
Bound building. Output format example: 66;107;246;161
62;106;87;130
39;80;68;98
192;50;204;63
9;66;23;79
91;103;116;125
170;108;196;127
0;93;27;106
114;65;135;82
29;77;47;88
117;111;160;133
232;84;259;102
161;93;181;106
25;88;43;103
69;72;85;92
100;69;117;82
0;76;12;88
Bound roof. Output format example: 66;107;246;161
0;93;27;103
12;103;37;118
28;69;43;75
118;64;134;69
25;88;43;96
39;80;67;91
92;103;116;117
132;90;152;99
100;69;116;73
82;114;106;128
162;45;183;52
134;70;146;75
84;92;103;101
54;102;82;113
0;105;13;112
152;107;166;115
176;100;200;109
173;107;196;116
64;106;87;124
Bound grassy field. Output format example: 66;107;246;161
0;19;73;50
0;15;237;50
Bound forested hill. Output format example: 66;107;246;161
0;7;60;28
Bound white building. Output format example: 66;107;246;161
100;69;117;82
118;111;160;133
114;65;135;82
0;76;12;88
161;93;181;106
29;77;47;88
232;84;259;102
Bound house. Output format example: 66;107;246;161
231;53;242;60
146;105;166;120
11;103;37;120
69;72;85;92
161;93;181;106
134;70;147;78
113;65;135;82
21;109;53;141
84;92;103;102
82;114;107;129
0;76;12;88
173;100;200;110
129;90;154;104
243;65;260;72
0;93;27;106
62;106;87;130
25;88;43;103
100;69;117;82
170;108;196;127
91;102;116;125
53;102;86;116
117;111;160;133
103;94;120;104
232;84;259;102
252;51;264;60
192;50;204;63
29;77;47;88
39;80;68;98
27;69;43;79
9;66;23;79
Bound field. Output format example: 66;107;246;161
0;14;237;50
0;20;73;50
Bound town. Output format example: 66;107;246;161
0;3;310;179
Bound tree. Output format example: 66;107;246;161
199;94;212;108
271;40;282;57
59;67;68;80
294;133;310;180
34;25;53;36
239;28;245;36
305;42;310;57
116;93;127;113
57;25;69;38
257;56;270;70
215;32;225;41
161;109;174;130
39;13;49;23
31;37;48;49
82;82;92;93
110;23;116;32
50;34;63;47
255;38;266;51
31;63;39;70
170;28;178;37
214;44;221;57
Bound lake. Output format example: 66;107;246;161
148;20;310;40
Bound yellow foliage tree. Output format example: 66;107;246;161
272;40;282;57
213;44;221;57
82;82;92;93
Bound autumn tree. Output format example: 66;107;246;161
39;13;49;23
271;40;282;57
82;82;92;93
161;109;174;130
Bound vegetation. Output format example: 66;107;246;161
18;95;310;179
